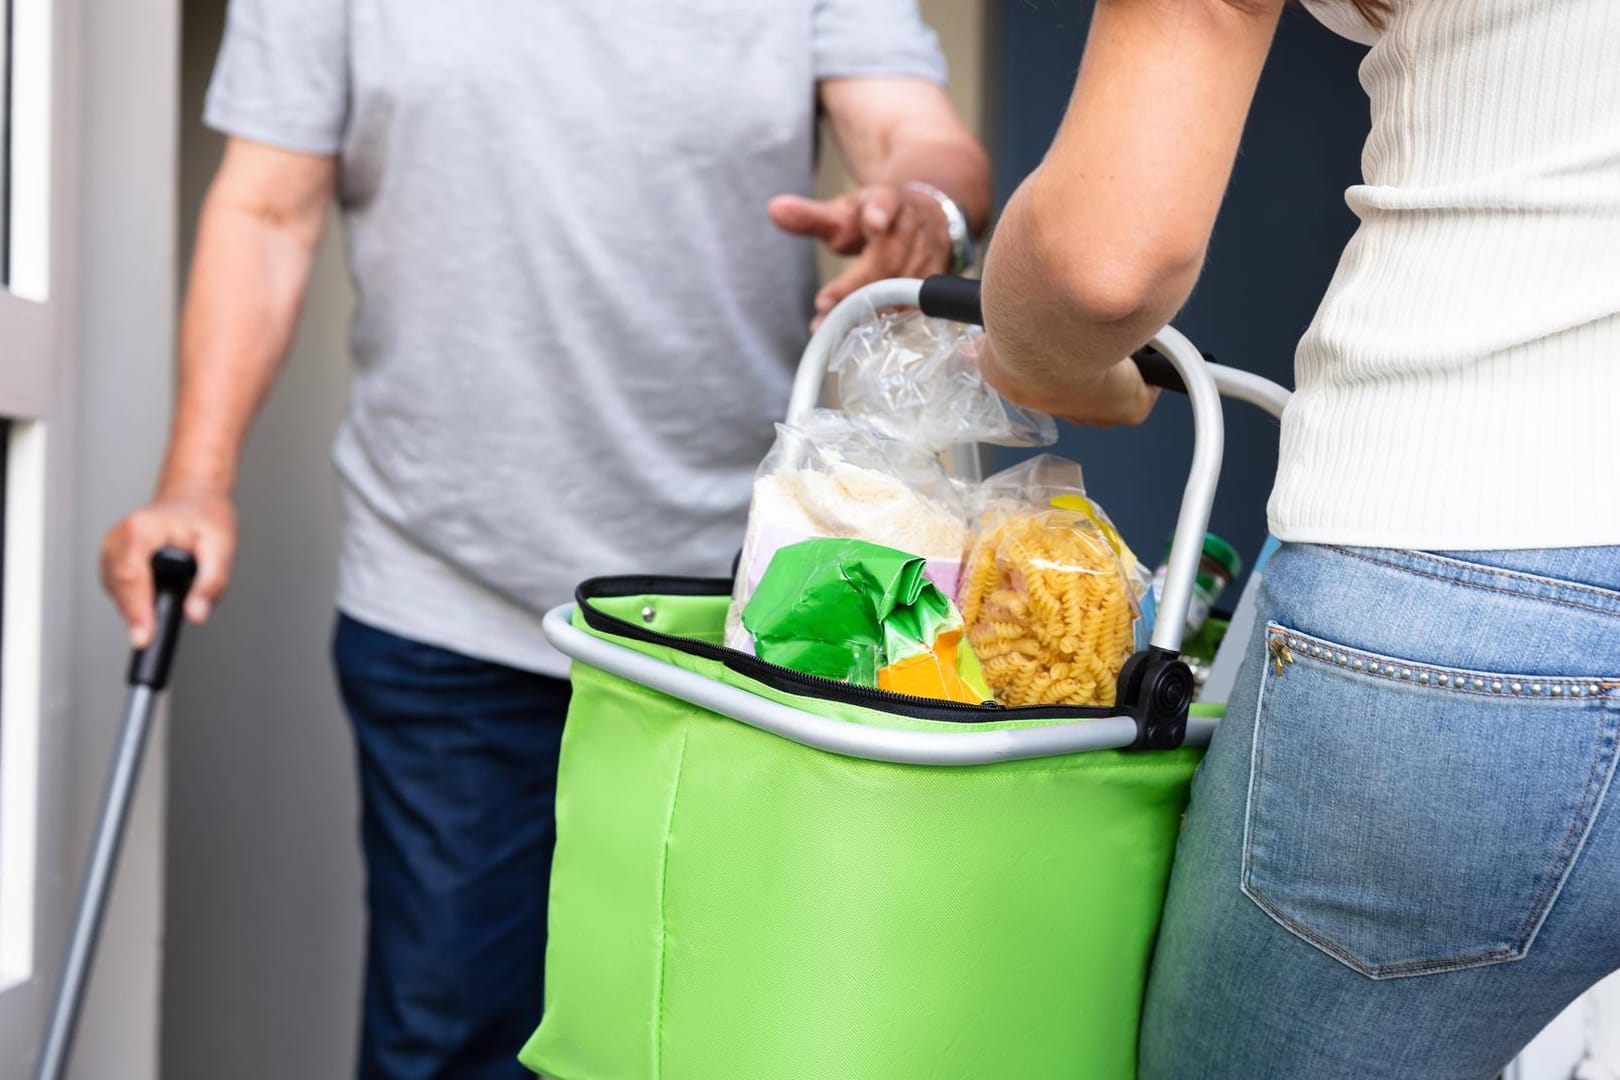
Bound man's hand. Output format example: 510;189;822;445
975;336;1160;429
768;184;953;327
101;489;237;647
774;75;988;329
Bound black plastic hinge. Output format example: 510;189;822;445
1116;647;1194;751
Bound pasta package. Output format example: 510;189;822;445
742;538;992;704
958;457;1146;708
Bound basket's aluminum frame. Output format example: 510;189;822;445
786;279;1291;424
544;278;1291;766
543;604;1217;766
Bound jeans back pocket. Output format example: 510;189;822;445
1242;622;1620;979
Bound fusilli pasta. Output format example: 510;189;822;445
960;510;1137;707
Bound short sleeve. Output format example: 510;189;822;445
812;0;948;84
203;0;350;155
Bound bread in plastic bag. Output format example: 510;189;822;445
958;456;1147;708
725;410;969;653
829;307;1058;453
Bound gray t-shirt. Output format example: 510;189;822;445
205;0;946;674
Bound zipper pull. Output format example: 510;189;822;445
1269;636;1294;675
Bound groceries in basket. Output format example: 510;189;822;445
724;410;971;653
741;538;992;704
959;456;1149;708
726;309;1062;655
828;307;1057;453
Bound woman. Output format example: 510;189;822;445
979;1;1620;1076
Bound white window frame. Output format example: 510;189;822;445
0;422;46;993
0;0;57;998
8;0;53;303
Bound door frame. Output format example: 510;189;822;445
0;0;84;1066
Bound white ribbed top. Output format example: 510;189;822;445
1270;0;1620;550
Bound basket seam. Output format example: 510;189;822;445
653;727;690;1080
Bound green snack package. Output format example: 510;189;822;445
742;538;991;703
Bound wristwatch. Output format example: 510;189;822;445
904;181;977;275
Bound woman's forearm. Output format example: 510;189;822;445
981;0;1284;410
980;171;1199;401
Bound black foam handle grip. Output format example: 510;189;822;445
127;548;198;690
1130;346;1190;394
918;274;984;326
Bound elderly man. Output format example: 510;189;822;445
102;1;988;1076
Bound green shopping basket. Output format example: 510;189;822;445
520;277;1291;1080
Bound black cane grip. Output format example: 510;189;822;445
127;547;198;690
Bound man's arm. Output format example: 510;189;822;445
977;0;1285;425
101;137;336;644
769;77;990;325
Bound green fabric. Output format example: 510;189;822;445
520;593;1210;1080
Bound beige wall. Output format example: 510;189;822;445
160;6;988;1078
63;0;179;1055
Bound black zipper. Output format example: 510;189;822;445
576;576;1116;726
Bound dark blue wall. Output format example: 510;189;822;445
990;2;1370;583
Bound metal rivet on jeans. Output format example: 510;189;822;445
1553;685;1565;696
1531;684;1543;695
1400;668;1412;680
1491;681;1503;693
1511;683;1522;694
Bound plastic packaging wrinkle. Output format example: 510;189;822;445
829;306;1058;453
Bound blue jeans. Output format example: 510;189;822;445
332;615;569;1080
1141;544;1620;1078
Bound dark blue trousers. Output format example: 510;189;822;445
332;614;569;1079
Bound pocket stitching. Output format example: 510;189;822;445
1507;706;1620;959
1268;624;1620;700
1240;623;1620;979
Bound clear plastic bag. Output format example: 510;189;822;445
957;456;1148;708
829;308;1058;453
725;410;970;652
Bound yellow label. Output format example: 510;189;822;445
1050;495;1138;575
